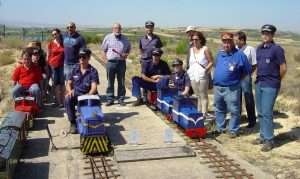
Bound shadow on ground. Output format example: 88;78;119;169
105;112;139;145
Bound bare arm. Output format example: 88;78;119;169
181;86;190;96
65;80;74;97
88;82;98;95
141;74;158;83
100;50;108;64
204;48;214;72
280;63;287;80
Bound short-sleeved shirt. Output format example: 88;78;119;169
48;40;64;68
171;71;191;92
213;48;252;87
142;60;171;77
238;45;257;66
12;64;42;88
101;33;131;60
256;42;286;89
63;32;86;65
68;64;99;96
139;34;163;60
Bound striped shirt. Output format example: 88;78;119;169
100;33;131;60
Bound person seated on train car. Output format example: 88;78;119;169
169;58;191;96
65;48;99;134
132;48;171;106
12;47;43;107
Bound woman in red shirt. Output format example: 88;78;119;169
48;28;65;107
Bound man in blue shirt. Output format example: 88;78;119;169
139;21;163;102
252;24;287;152
132;48;171;106
213;32;251;138
63;22;86;81
65;48;99;134
100;23;131;106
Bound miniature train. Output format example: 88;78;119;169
153;78;207;138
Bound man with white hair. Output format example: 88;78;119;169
100;23;131;106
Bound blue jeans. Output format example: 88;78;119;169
106;59;126;101
132;76;157;98
240;75;256;125
51;66;64;85
12;83;42;107
64;64;76;81
255;84;279;141
214;84;241;133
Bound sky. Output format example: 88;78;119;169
0;0;300;32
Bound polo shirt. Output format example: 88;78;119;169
68;64;99;96
142;60;171;77
12;64;42;88
63;32;86;65
139;34;163;60
171;71;191;92
213;48;251;87
255;42;286;88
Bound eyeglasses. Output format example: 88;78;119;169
192;39;200;41
32;52;39;56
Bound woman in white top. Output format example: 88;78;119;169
187;31;213;117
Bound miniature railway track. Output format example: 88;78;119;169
157;112;254;179
83;155;121;179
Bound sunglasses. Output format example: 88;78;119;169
68;26;75;29
52;33;57;36
79;55;88;59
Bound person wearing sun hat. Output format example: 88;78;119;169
252;24;287;152
213;32;251;138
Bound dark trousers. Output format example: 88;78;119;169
132;76;157;98
240;75;256;126
65;95;78;123
106;59;126;101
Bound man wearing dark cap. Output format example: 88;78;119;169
139;21;163;102
213;32;251;138
170;58;191;96
131;48;171;106
139;21;163;64
252;24;287;152
65;48;99;134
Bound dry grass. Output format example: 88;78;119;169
0;50;15;66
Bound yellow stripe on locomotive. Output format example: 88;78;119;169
80;136;111;154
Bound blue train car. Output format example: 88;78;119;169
76;95;111;155
172;96;207;138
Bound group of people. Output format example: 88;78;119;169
10;21;287;152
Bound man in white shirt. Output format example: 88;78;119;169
234;31;257;128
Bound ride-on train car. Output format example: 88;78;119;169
0;112;27;179
156;78;207;138
14;94;39;129
76;95;111;155
172;96;207;138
